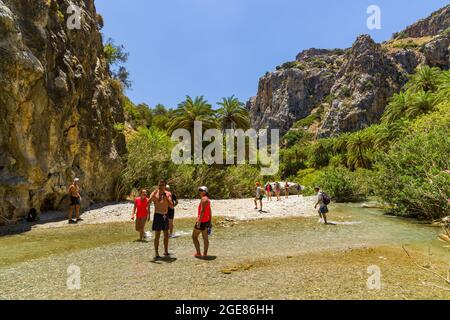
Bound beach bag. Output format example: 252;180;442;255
322;192;331;205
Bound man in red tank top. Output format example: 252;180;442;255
132;189;150;241
192;186;212;258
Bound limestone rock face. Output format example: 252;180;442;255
247;5;449;138
249;49;344;134
318;35;405;137
0;0;126;223
393;5;449;38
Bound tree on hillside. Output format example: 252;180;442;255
405;66;441;93
104;38;132;89
406;90;436;119
382;91;412;124
435;69;450;103
346;131;373;170
216;95;250;131
151;104;174;131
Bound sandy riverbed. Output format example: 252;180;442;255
18;196;318;230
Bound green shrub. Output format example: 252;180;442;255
375;105;450;219
296;168;324;195
116;127;176;199
113;123;125;133
317;167;366;202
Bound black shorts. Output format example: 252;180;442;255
167;208;175;220
70;197;81;206
152;213;169;231
195;221;211;231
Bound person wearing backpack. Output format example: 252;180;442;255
314;187;330;224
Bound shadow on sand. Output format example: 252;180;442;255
151;257;178;264
195;255;217;261
0;201;132;237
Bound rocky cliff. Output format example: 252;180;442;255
248;5;449;137
0;0;126;223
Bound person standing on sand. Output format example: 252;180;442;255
149;179;174;260
132;189;150;241
296;184;302;197
274;182;281;201
166;185;179;238
254;182;264;212
284;181;290;199
265;182;272;201
193;186;212;258
68;178;82;224
314;187;329;225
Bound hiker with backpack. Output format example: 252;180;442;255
314;187;330;224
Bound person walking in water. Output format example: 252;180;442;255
68;178;82;224
284;181;290;199
314;187;329;225
265;182;272;201
149;179;174;260
132;189;150;241
192;186;212;258
254;182;264;212
274;182;281;201
166;185;179;238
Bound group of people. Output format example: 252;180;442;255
254;181;302;212
254;181;330;224
68;178;212;260
66;177;331;261
131;180;212;260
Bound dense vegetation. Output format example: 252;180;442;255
283;67;449;219
115;66;449;220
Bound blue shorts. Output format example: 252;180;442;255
319;206;329;214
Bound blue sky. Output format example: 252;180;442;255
96;0;448;108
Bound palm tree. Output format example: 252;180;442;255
406;66;441;93
216;95;250;131
406;90;436;119
168;96;218;134
374;122;406;150
382;91;411;124
435;70;450;104
346;131;372;170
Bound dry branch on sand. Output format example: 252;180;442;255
402;245;450;290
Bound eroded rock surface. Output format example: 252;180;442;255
248;5;449;137
0;0;126;223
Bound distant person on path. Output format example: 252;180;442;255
193;186;212;258
284;181;290;199
254;182;264;212
166;185;179;238
68;178;82;224
132;189;150;241
274;182;281;201
149;179;174;260
314;187;330;225
296;184;302;197
265;182;273;201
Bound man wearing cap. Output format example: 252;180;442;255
68;178;82;224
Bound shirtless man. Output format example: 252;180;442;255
149;179;174;260
68;178;82;224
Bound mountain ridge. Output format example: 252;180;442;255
247;5;449;138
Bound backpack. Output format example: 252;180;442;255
321;192;331;205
